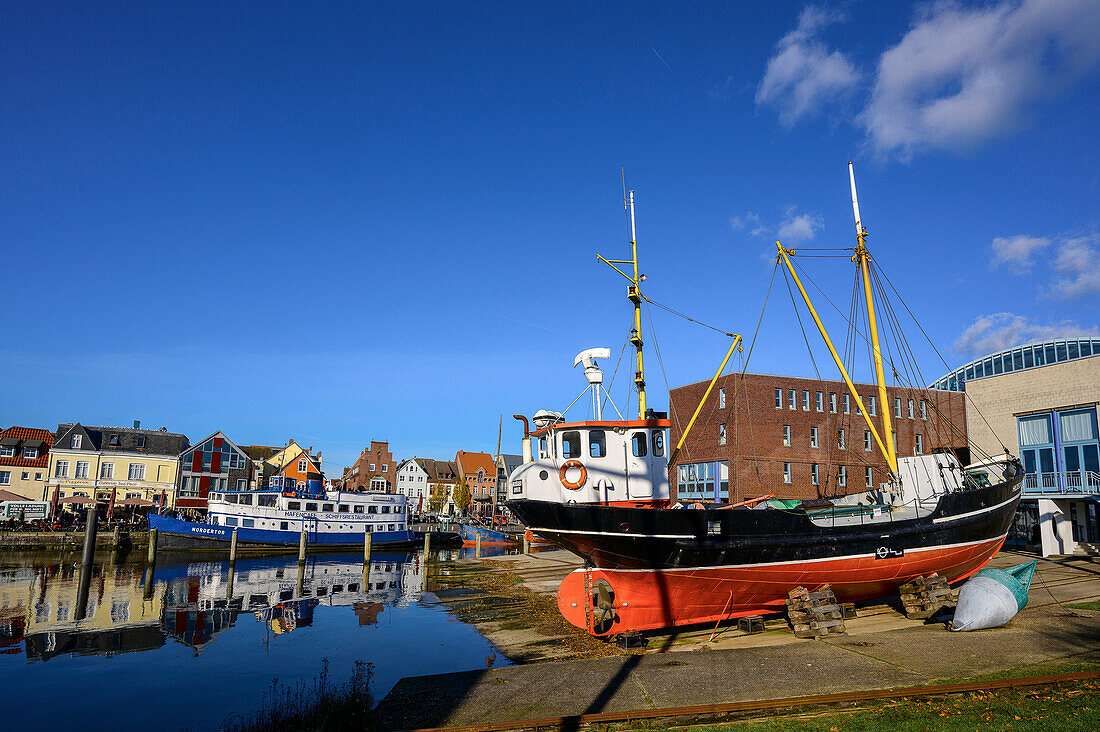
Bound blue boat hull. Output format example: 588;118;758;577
149;514;416;550
459;524;517;546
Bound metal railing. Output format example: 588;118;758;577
1022;471;1100;495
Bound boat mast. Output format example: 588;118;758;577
598;189;647;420
849;163;898;475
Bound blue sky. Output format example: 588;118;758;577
2;1;1098;475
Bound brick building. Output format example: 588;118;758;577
343;441;395;492
669;372;967;503
177;431;253;510
455;450;496;516
0;426;54;500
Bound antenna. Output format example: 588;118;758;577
575;348;612;420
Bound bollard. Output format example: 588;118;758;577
296;561;306;596
112;525;121;549
80;505;98;567
142;561;156;601
364;530;372;563
423;531;431;559
146;528;158;565
475;534;482;559
74;563;93;622
523;533;530;554
299;528;307;564
229;527;239;563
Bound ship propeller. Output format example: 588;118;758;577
591;579;617;635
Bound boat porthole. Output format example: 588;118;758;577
571;602;577;607
540;470;549;480
619;523;629;532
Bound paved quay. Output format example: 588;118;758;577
378;549;1100;730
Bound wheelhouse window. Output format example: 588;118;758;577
287;500;301;510
538;436;548;458
561;431;581;459
631;432;647;457
589;430;606;458
652;430;665;457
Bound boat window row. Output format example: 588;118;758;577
284;500;403;514
552;429;665;460
211;515;406;532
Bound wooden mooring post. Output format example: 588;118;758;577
298;528;307;564
143;528;158;600
475;534;482;559
80;505;98;568
226;528;239;599
423;531;431;558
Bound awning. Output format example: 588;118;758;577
59;496;102;505
116;498;156;507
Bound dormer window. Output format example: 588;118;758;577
137;436;145;448
71;434;82;449
22;447;38;459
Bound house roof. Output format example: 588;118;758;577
0;489;29;502
241;445;281;462
0;427;55;468
415;458;458;482
53;423;189;457
498;453;524;473
181;430;248;459
456;450;495;476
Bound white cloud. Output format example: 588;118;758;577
756;6;860;126
953;312;1100;357
733;207;823;243
990;235;1050;270
861;0;1100;159
777;210;824;243
1051;235;1100;299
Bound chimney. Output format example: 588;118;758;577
133;420;141;429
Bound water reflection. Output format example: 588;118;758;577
1;549;507;729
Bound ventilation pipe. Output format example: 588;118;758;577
513;414;532;463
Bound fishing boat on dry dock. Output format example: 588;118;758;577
506;169;1023;636
149;478;415;550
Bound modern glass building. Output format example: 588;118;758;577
930;338;1100;392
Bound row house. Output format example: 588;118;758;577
495;453;523;510
176;431;253;510
270;449;324;494
0;426;54;500
48;423;190;509
241;445;282;490
455;450;496;517
342;441;394;492
396;458;458;515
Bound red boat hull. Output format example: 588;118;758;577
557;533;1007;635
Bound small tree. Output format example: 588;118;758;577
428;483;446;513
452;479;471;514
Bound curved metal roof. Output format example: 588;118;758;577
931;337;1100;392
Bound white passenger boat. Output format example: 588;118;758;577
149;486;416;550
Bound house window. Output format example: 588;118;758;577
71;434;81;449
22;446;38;459
865;467;874;488
895;398;902;418
369;463;375;471
829;393;837;413
381;464;388;472
21;472;29;480
869;396;876;416
55;461;69;478
788;389;796;410
35;473;42;480
128;463;146;481
816;391;824;412
837;466;847;487
589;430;606;458
810;426;818;448
109;434;119;446
0;472;9;485
782;425;791;447
837;429;846;450
811;464;819;486
774;388;782;409
100;462;114;479
843;394;850;414
802;390;810;411
298;458;308;472
864;431;871;452
0;446;12;458
75;461;90;478
908;399;915;419
237;479;246;490
915;434;924;454
718;424;726;445
783;463;791;484
920;400;927;420
718;387;726;409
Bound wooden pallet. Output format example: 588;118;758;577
786;585;847;638
899;573;958;619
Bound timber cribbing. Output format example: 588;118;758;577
409;669;1100;732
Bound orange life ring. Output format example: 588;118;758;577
559;460;587;490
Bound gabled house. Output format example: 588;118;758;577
495;453;524;508
455;450;496;517
270;450;325;496
396;458;459;515
177;431;253;510
48;422;189;509
240;445;282;490
342;441;395;492
0;426;55;500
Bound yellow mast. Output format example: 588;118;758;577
776;243;895;470
849;163;897;475
598;189;647;420
668;335;742;466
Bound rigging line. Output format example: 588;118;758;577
560;385;593;418
739;259;779;375
641;294;736;337
642;299;682;438
869;255;1011;452
601;335;630;418
781;266;823;382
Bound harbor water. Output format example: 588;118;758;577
0;547;509;730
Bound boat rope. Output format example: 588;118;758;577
641;294;736;337
601;337;630;421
